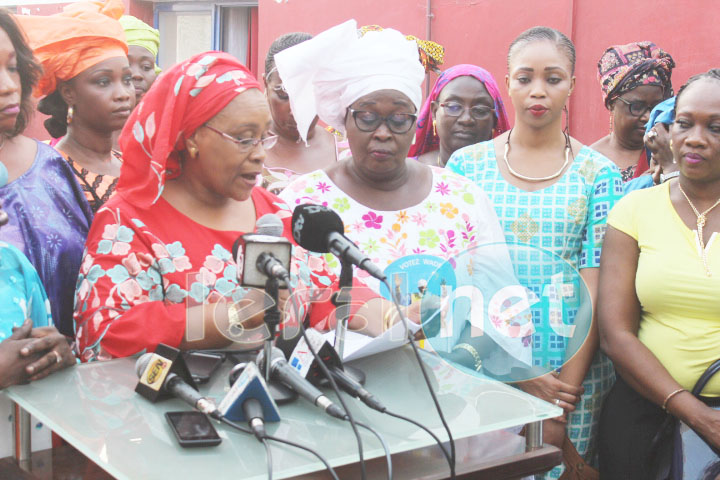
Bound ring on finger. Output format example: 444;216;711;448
51;350;61;364
554;398;561;406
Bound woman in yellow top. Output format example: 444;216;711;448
598;69;720;477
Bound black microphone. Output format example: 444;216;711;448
291;204;386;281
257;346;346;419
277;328;387;413
233;213;292;288
135;353;218;415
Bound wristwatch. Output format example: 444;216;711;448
660;171;679;183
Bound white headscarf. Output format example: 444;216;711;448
274;19;425;145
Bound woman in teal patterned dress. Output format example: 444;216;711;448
447;27;623;477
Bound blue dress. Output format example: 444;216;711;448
0;241;51;335
0;141;92;336
447;140;624;476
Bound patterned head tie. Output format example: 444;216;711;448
359;24;444;74
597;41;675;108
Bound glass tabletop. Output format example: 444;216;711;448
6;346;561;479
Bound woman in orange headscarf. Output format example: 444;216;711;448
16;0;134;213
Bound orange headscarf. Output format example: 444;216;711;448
14;0;127;97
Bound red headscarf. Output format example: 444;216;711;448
117;51;261;208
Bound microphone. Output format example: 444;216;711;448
257;346;346;420
136;351;218;415
219;361;280;439
233;213;292;288
277;328;386;413
291;204;386;281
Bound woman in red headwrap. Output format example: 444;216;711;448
73;52;391;361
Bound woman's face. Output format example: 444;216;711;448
431;76;495;155
671;79;720;183
264;67;318;140
610;85;665;149
0;28;22;135
127;45;158;105
185;89;272;202
345;89;417;180
63;56;134;132
506;40;574;129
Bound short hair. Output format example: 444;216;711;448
264;32;313;75
674;68;720;114
507;26;576;75
0;9;42;137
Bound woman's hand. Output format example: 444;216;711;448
0;319;38;388
516;372;584;413
542;418;567;448
20;326;75;381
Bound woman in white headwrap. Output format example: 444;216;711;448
279;20;531;376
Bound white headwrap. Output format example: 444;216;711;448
274;19;425;145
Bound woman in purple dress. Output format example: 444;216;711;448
0;10;92;336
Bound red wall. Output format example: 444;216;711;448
258;0;720;145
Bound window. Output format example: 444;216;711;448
154;1;257;74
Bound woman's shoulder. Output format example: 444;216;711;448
575;144;621;174
279;169;332;203
452;139;496;162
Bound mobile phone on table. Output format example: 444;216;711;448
165;411;222;448
182;351;224;384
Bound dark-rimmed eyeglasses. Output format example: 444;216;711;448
202;124;278;152
347;108;417;134
616;97;654;117
439;102;495;120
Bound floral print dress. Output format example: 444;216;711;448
280;166;532;372
73;187;350;362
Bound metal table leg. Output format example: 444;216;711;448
13;402;31;469
525;421;545;479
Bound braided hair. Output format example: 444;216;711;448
264;32;313;75
507;26;576;75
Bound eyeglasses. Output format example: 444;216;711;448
202;124;278;152
616;97;654;117
266;66;289;100
439;102;495;120
347;108;417;134
271;84;289;101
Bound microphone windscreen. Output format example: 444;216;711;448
256;213;284;237
135;353;153;377
291;204;344;253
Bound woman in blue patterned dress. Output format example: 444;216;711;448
447;27;623;477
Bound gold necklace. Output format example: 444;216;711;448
503;128;572;182
678;181;720;277
437;154;444;167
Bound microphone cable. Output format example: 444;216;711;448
384;279;456;479
262;437;273;480
383;408;451;470
283;279;370;480
213;413;340;480
351;419;392;480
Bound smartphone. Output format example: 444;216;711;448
165;411;222;448
182;352;224;384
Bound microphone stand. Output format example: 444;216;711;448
331;259;366;386
262;276;297;404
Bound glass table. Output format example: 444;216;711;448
6;346;562;479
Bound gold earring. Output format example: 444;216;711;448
188;146;198;158
66;105;74;125
432;120;437;137
609;112;614;133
